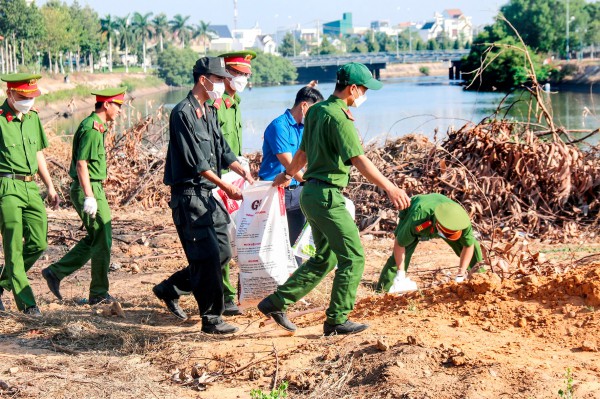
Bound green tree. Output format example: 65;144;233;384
364;30;379;52
426;38;439;50
156;45;198;86
152;13;169;52
0;0;45;72
344;36;367;53
311;36;337;55
375;32;394;52
114;14;133;72
251;53;297;85
169;14;191;48
69;1;102;72
279;32;301;57
462;33;549;91
499;0;588;55
41;1;76;74
132;11;153;72
192;21;213;54
100;14;117;71
583;2;600;53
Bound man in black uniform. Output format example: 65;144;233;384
153;57;254;334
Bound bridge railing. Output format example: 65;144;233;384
288;50;469;67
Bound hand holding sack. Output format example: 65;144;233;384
389;269;418;294
83;197;97;218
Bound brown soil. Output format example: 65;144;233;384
1;208;599;398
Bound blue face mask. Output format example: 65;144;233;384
438;231;447;239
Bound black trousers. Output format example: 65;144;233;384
166;191;232;325
285;185;306;246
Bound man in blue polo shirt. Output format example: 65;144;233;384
259;85;324;245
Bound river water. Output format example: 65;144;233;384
48;76;599;152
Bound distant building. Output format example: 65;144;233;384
254;34;277;55
323;12;353;37
232;25;262;49
418;9;473;44
207;25;234;52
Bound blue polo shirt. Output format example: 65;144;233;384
259;109;303;186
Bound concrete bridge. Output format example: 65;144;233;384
288;50;469;83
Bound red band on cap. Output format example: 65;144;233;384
96;93;125;104
7;80;39;95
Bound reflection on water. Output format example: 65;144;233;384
47;77;599;152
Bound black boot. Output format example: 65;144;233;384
89;293;116;305
257;297;297;332
201;321;238;334
223;300;243;316
0;288;5;312
152;280;188;320
23;306;42;317
323;320;369;336
42;267;63;300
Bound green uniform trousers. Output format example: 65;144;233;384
222;263;236;302
0;179;47;310
268;181;364;325
49;181;112;297
376;239;483;292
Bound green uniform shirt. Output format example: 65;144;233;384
0;100;48;175
300;95;364;188
395;193;477;248
68;112;108;181
214;93;242;156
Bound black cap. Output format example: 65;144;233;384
193;57;233;78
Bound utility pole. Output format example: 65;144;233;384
233;0;238;31
566;0;570;60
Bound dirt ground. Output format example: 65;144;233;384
1;207;599;399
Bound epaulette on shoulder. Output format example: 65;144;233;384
342;108;355;121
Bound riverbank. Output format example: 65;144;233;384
0;72;169;123
380;61;450;78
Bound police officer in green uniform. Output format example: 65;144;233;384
257;63;411;335
376;193;483;291
41;88;125;305
210;50;256;315
0;73;60;315
153;57;254;334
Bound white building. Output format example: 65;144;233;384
418;9;473;44
232;25;262;49
254;34;277;55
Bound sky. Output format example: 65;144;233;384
36;0;505;33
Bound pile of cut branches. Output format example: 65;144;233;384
347;123;600;241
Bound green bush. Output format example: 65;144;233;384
462;33;549;91
250;381;288;399
157;46;199;87
419;66;430;76
251;53;297;86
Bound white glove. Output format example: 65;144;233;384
389;270;418;294
83;196;98;218
455;275;465;283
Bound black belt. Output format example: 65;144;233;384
0;173;34;182
172;185;214;196
285;184;302;191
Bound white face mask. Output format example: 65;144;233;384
231;75;248;92
12;97;35;114
203;78;225;100
350;86;367;108
438;231;448;239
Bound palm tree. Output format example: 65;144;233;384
115;14;132;72
132;11;153;72
169;14;191;48
193;20;213;54
151;13;169;52
100;14;117;71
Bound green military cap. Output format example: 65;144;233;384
1;73;42;97
336;62;383;90
218;50;257;74
91;87;127;104
434;202;470;231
